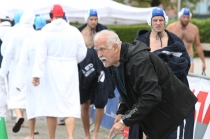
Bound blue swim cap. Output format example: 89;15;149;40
147;8;168;26
89;9;97;17
183;8;190;15
84;9;98;22
34;15;46;30
178;8;192;18
152;8;164;18
14;12;23;24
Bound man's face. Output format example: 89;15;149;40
151;16;165;32
180;15;190;27
94;40;117;67
87;16;98;29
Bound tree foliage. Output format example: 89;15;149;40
115;0;201;12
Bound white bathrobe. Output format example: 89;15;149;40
0;21;12;118
32;19;87;118
0;21;12;57
16;31;42;119
0;11;35;109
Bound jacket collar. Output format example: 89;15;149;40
119;43;129;64
141;29;174;46
78;23;104;32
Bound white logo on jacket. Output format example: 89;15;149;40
98;71;105;82
83;63;95;77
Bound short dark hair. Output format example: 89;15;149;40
55;16;64;19
0;19;11;22
0;19;12;25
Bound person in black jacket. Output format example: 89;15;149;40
78;9;115;139
135;8;194;139
93;30;197;139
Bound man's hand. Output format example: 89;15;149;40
114;114;122;124
108;121;126;138
202;62;206;72
32;77;40;86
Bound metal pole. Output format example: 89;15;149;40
188;72;210;80
177;0;181;19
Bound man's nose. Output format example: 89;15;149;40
92;20;97;24
97;51;102;58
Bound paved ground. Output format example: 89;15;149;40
4;57;210;139
5;115;125;139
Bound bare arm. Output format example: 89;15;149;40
194;27;206;71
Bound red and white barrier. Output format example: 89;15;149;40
187;73;210;139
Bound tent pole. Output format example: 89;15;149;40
177;0;181;19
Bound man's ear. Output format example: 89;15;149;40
113;43;119;53
113;43;118;49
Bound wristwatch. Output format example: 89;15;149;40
120;119;125;125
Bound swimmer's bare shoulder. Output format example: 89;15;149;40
166;21;179;31
188;22;199;32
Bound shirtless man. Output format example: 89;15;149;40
79;9;107;48
78;9;110;139
167;7;206;73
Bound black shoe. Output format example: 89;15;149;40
12;118;24;133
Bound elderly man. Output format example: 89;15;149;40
167;8;206;73
93;30;197;139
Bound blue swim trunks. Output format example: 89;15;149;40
190;57;193;62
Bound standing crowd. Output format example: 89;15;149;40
0;4;205;139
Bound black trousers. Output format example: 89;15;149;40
129;107;195;139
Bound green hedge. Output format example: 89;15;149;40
104;18;210;43
189;18;210;43
107;24;150;43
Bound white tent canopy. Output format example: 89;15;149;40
0;0;153;25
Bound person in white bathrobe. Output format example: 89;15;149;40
0;10;35;133
16;15;46;139
0;10;12;120
32;5;87;139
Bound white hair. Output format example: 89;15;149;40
93;30;122;49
